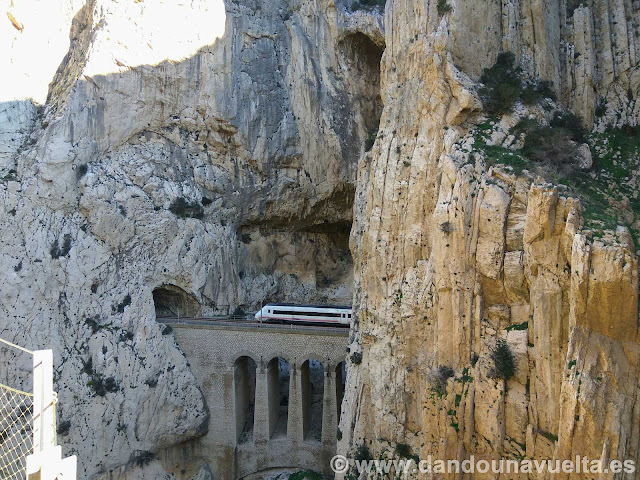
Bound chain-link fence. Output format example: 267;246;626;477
0;337;34;480
0;383;33;479
0;338;76;480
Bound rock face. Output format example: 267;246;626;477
339;0;640;476
2;0;639;478
1;0;381;477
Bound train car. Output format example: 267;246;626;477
254;303;352;326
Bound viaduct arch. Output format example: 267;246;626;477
158;319;348;479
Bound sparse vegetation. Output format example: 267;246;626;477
489;339;516;381
168;197;204;219
538;429;559;443
56;420;71;436
506;321;529;332
479;53;523;115
428;365;455;396
354;444;372;462
439;221;453;234
395;443;418;461
289;470;325;480
520;81;555;105
437;0;452;15
1;169;17;182
350;0;386;12
479;52;555;115
133;451;155;467
564;125;640;240
510;113;586;176
76;164;88;180
87;373;119;396
364;126;378;151
115;294;132;313
50;234;72;259
350;351;363;365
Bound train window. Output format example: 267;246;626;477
273;310;342;318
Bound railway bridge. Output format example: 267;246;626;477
159;318;349;479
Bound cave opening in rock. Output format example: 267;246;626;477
152;285;201;318
338;32;384;149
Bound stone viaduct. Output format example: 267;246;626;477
159;319;349;479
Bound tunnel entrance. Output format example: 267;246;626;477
152;285;201;318
234;356;257;443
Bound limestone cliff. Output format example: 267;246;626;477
2;0;640;478
339;0;640;478
1;0;380;477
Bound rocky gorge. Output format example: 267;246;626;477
1;0;639;478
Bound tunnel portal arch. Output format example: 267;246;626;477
152;284;201;318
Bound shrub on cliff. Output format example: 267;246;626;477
168;197;204;220
479;52;522;115
350;351;363;365
490;339;516;381
437;0;452;15
428;365;455;396
511;112;586;176
480;52;556;114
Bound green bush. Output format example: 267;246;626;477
511;114;585;176
289;471;324;480
490;339;516;381
437;0;452;15
480;53;555;115
354;444;372;461
595;100;607;118
520;80;555;105
549;111;587;143
479;52;522;115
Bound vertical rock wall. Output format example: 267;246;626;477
340;0;640;476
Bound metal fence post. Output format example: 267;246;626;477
26;350;76;480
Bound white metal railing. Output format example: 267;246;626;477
0;338;76;480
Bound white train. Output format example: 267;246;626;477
254;303;352;326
